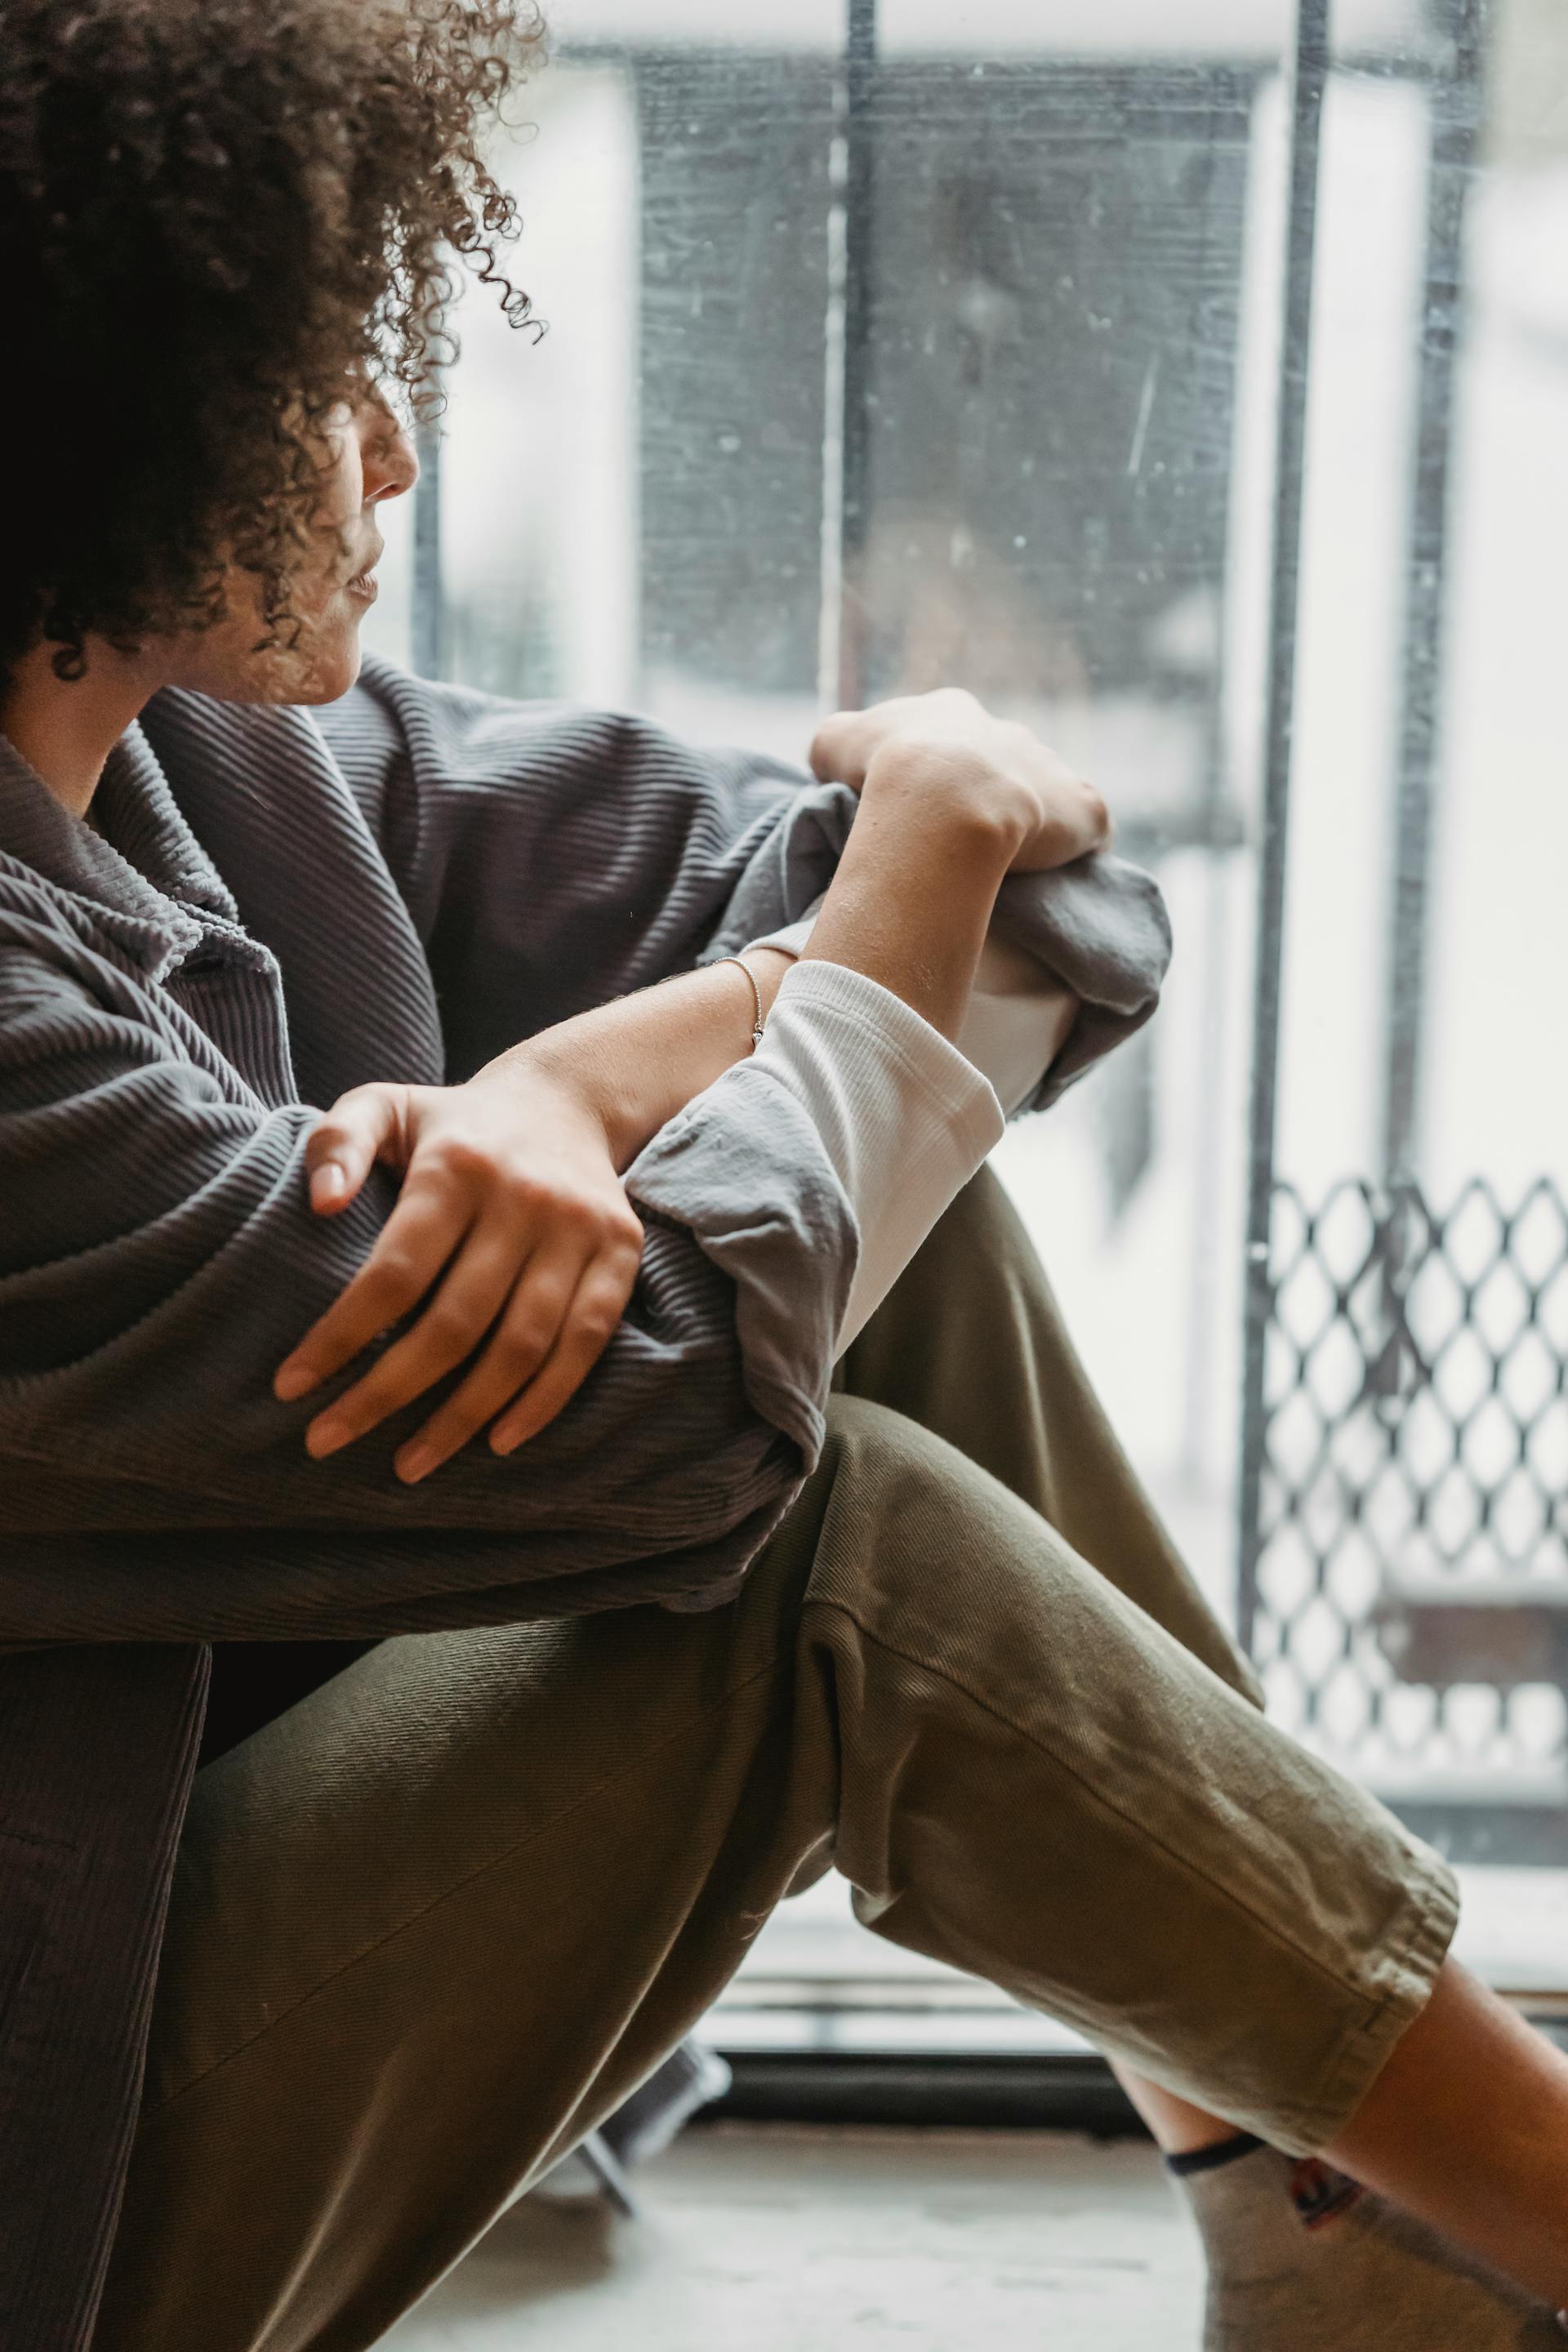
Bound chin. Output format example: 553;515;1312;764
294;657;363;707
240;626;363;708
290;626;364;706
176;606;368;709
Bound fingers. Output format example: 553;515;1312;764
402;1232;641;1479
301;1223;532;1461
811;695;1112;873
1036;742;1111;858
809;696;950;786
273;1177;470;1404
808;708;878;790
278;1193;643;1477
279;1071;645;1477
488;1248;643;1457
304;1083;408;1214
1010;752;1114;873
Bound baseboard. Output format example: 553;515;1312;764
701;2049;1146;2136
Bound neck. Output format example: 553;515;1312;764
0;639;163;817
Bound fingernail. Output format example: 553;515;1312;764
311;1163;347;1208
274;1363;317;1402
306;1417;350;1459
397;1445;439;1485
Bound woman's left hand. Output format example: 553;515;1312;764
273;1055;646;1482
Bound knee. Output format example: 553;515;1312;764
806;1394;1045;1619
816;1394;942;1508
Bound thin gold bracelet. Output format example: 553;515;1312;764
716;954;766;1052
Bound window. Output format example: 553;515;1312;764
362;0;1568;2027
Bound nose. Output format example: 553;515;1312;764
359;394;419;506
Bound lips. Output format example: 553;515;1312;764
345;535;385;598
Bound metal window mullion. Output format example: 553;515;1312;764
1380;0;1486;1183
1236;0;1332;1655
412;414;446;681
819;0;879;715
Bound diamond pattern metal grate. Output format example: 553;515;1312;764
1253;1176;1568;1793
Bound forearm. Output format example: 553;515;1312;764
484;947;797;1174
483;767;1016;1171
799;768;1016;1039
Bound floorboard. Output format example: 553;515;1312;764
384;2123;1203;2349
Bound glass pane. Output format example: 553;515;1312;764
1252;0;1568;1933
366;7;839;736
362;0;1568;2007
852;24;1260;1597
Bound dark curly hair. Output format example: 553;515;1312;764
0;0;545;687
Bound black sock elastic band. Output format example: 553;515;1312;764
1165;2132;1264;2179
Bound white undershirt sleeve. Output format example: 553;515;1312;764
748;906;1079;1118
749;959;1005;1356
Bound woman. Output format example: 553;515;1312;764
2;2;1566;2348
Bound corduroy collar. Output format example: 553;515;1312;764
0;705;256;981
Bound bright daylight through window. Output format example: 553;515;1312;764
359;0;1568;2042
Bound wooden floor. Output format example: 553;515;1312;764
383;2123;1203;2350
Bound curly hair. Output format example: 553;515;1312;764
0;0;545;687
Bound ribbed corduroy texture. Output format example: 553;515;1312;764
0;655;1170;2349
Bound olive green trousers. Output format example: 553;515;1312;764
96;1169;1458;2352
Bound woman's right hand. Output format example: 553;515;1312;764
808;687;1111;874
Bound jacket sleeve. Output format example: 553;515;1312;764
315;654;853;1083
315;657;1173;1108
0;911;856;1646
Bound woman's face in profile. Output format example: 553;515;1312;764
159;390;418;711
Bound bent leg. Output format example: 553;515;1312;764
839;1171;1273;2164
94;1516;846;2352
97;1400;1456;2352
799;1397;1454;2147
835;1164;1260;1702
848;1187;1568;2322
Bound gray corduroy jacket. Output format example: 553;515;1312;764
0;655;1171;2348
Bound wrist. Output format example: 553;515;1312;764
802;761;1010;1042
479;952;795;1175
474;1036;634;1167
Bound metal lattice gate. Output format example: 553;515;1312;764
1246;1178;1568;1853
1231;0;1568;1858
